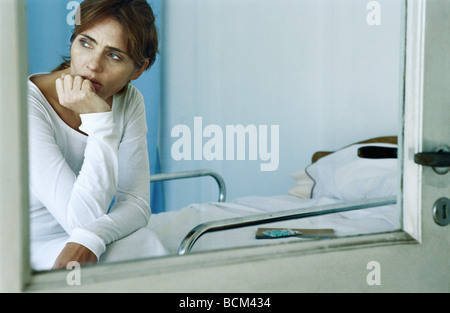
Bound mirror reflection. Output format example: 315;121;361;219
27;0;405;271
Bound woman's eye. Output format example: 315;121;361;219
80;39;91;48
109;53;122;61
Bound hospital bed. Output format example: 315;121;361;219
147;137;400;256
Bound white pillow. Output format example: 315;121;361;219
305;143;398;201
288;169;314;198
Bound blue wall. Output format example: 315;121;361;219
26;0;164;213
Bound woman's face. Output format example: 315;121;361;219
70;17;144;102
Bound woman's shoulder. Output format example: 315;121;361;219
113;84;147;134
28;73;51;110
28;72;60;103
114;84;145;114
29;72;55;88
123;84;144;103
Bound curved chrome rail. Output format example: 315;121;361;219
150;169;227;203
177;196;397;255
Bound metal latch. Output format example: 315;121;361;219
414;145;450;175
415;146;450;227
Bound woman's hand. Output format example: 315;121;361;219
52;242;98;270
55;74;111;114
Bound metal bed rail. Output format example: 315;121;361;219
150;169;227;203
177;196;397;255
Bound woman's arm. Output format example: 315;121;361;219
29;106;119;231
29;82;151;263
73;89;151;249
29;105;120;259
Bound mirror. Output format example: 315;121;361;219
27;0;406;271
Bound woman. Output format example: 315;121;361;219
28;0;166;271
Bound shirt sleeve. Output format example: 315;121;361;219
70;94;152;256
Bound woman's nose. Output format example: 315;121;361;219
86;53;103;72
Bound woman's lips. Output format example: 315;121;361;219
83;76;102;92
91;82;102;92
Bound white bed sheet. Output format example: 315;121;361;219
146;195;400;255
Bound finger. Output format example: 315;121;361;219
55;78;65;104
81;79;95;93
73;76;83;91
64;74;74;92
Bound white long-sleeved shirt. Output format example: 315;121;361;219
28;74;151;266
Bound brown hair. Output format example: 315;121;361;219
53;0;158;94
